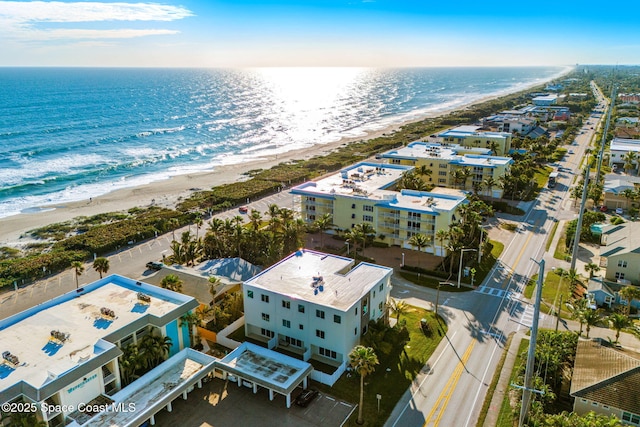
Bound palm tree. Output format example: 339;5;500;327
584;262;600;279
620;188;636;209
623;151;637;174
569;297;589;336
608;312;631;343
160;274;183;293
71;261;84;289
208;276;221;305
168;218;180;241
564;268;582;293
435;229;449;258
619;286;640;315
483;177;497;197
348;345;379;425
582;308;603;338
408;233;430;268
249;209;263;231
354;223;376;257
389;298;409;323
194;216;204;239
314;213;333;249
92;257;110;279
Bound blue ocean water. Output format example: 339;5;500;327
0;66;569;218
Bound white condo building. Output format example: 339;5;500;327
243;250;392;373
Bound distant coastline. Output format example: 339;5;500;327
0;66;573;247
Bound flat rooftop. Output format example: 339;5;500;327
438;126;510;139
611;138;640;152
291;161;467;214
382;142;511;167
0;275;196;394
82;349;216;427
245;250;392;312
218;342;313;396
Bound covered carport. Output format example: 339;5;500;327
216;342;313;408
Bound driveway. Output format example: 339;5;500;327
153;378;354;427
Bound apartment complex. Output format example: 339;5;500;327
291;162;468;255
243;250;392;372
600;222;640;286
609;138;640;171
437;125;512;155
0;275;199;426
380;141;513;198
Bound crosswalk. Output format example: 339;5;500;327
474;285;512;299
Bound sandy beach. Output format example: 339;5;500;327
0;71;569;248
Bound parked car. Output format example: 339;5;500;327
146;261;163;271
599;205;608;212
616;207;624;215
295;389;319;407
238;206;249;214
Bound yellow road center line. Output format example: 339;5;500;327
500;217;542;290
423;339;477;427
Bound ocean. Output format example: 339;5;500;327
0;66;569;219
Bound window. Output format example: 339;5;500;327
316;309;325;319
282;319;290;328
261;294;269;303
391;159;401;164
618;260;628;268
408;212;421;219
298;304;305;313
363;215;373;222
309;214;316;221
354;327;357;335
439;164;447;169
307;196;316;202
351;213;356;219
319;347;337;359
438;171;447;176
379;301;383;310
379;282;384;292
622;412;640;424
407;221;420;230
261;313;270;321
316;329;325;339
261;328;274;338
373;290;376;298
284;336;302;347
439;178;446;184
351;203;356;209
247;290;254;298
616;272;626;280
363;205;373;212
282;300;290;309
334;314;341;324
299;324;304;330
355;307;358;315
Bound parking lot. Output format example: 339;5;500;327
153;378;355;427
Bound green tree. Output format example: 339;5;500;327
314;213;333;249
584;262;600;278
408;233;430;268
92;257;110;279
160;274;183;293
71;261;84;289
389;298;409;323
348;345;379;425
583;308;603;339
619;286;640;316
608;313;631;343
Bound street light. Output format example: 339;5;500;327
458;248;477;288
478;225;490;264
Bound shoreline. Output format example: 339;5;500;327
0;68;572;247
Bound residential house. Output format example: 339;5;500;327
600;222;640;285
609;138;640;171
571;339;640;425
603;174;640;211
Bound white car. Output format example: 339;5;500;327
616;208;623;215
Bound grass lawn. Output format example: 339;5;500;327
523;271;573;317
546;220;559;252
553;223;571;261
398;240;504;289
495;338;529;427
315;306;447;427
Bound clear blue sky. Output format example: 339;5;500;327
0;0;638;67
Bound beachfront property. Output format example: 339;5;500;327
600;222;640;286
242;249;392;384
0;274;203;427
602;173;640;211
437;125;512;155
290;162;468;255
608;138;640;172
571;339;640;424
500;105;571;123
532;94;558;106
379;141;513;198
482;115;538;135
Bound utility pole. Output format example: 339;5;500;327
595;85;617;185
571;155;590;272
555;294;563;333
519;258;545;427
